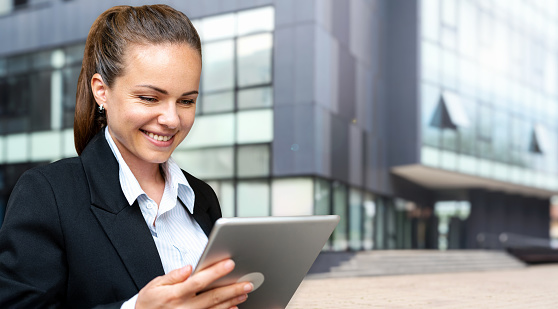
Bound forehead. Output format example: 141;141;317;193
116;42;201;87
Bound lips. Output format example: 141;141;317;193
141;130;174;142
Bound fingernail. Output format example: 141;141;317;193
238;294;248;302
244;283;254;292
181;265;191;275
224;260;235;271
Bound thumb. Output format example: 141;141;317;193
159;265;192;286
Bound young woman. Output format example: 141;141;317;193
0;5;252;309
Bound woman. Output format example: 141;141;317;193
0;5;252;309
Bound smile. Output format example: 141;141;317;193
141;130;174;142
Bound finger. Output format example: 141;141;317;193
194;281;253;309
152;265;192;286
178;259;235;294
207;293;248;309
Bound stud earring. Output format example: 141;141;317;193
98;104;104;113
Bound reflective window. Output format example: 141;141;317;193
421;0;558;186
237;6;274;36
237;144;270;178
315;178;331;250
362;192;375;250
271;178;313;216
236;109;273;144
237;86;273;110
200;13;235;42
202;40;234;93
420;0;440;41
201;91;234;114
349;188;362;250
236;181;270;217
173;147;234;179
207;181;235;217
237;33;273;87
332;182;348;251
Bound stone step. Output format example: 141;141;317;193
307;250;525;279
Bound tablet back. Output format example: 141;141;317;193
194;215;340;309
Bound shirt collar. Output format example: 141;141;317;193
104;128;195;214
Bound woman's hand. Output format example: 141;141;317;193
135;259;253;309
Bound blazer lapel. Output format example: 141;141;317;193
81;131;164;290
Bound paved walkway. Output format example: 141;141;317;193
287;264;558;308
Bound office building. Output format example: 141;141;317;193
0;0;554;250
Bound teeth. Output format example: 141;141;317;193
145;131;171;142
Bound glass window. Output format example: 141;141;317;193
315;178;330;215
207;181;235;217
31;50;54;70
440;49;457;89
237;86;273;109
271;178;313;216
421;41;440;83
64;44;85;65
202;40;234;92
62;65;80;128
441;0;456;27
237;144;270;178
477;103;492;140
30;131;61;161
181;113;235;148
237;6;274;36
315;178;331;250
459;98;476;155
237;181;270;217
0;1;13;16
0;58;6;77
493;110;510;162
6;133;29;163
200;13;235;42
458;0;477;58
349;188;362;251
332;182;348;251
236;109;273;144
421;82;441;147
172;147;234;179
29;71;52;131
362;192;375;250
2;76;30;134
7;54;29;74
237;33;272;87
420;0;440;41
201;91;234;114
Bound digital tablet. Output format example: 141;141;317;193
193;215;340;309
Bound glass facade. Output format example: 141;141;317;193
0;3;428;252
174;7;275;216
420;0;558;191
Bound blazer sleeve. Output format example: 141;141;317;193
0;169;68;308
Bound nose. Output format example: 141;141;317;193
158;101;180;129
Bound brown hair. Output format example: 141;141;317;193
74;4;201;155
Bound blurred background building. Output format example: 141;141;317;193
0;0;555;251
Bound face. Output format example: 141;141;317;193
91;43;201;170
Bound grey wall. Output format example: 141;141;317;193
272;0;392;195
384;0;420;169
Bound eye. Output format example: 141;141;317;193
138;96;157;103
179;99;196;105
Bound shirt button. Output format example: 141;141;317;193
147;203;153;209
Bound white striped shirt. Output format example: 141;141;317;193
104;129;209;308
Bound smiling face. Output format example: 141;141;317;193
91;43;201;172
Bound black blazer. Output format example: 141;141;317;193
0;131;222;308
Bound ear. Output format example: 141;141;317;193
91;73;108;108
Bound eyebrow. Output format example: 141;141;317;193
136;84;199;96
